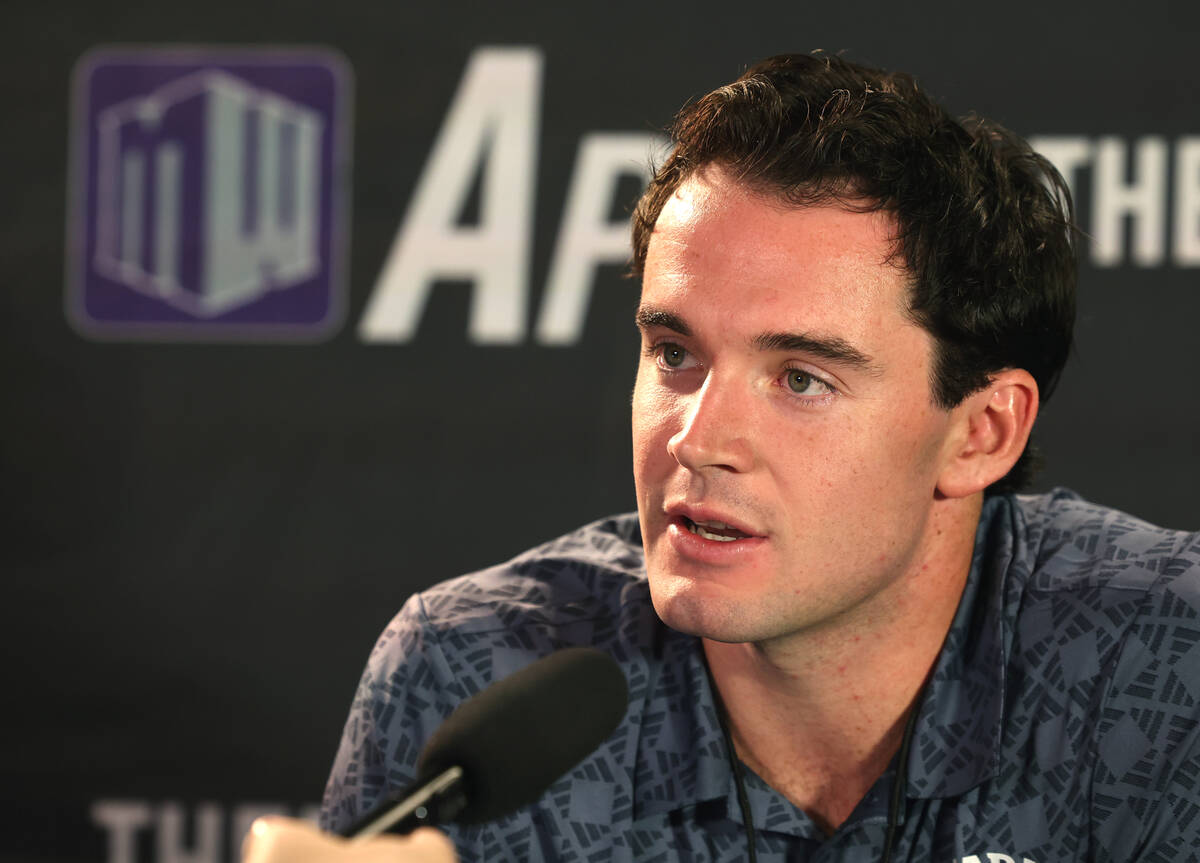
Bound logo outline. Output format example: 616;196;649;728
65;44;354;342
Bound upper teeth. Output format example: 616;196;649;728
689;520;739;542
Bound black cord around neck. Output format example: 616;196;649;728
707;666;758;863
880;693;923;863
709;660;928;863
720;712;760;863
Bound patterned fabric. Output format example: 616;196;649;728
321;490;1200;862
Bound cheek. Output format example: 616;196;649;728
767;405;944;504
889;403;953;474
631;378;670;479
631;374;676;443
845;403;953;503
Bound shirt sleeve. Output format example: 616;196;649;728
1091;540;1200;862
319;593;463;834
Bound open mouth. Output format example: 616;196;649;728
682;516;752;542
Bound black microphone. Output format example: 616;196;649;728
340;647;628;839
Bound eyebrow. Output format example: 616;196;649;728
753;331;880;373
635;304;880;374
634;307;691;336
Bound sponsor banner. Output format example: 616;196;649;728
91;801;320;863
66;47;352;340
3;5;1198;863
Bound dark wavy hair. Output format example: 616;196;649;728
631;53;1076;494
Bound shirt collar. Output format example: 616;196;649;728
905;494;1015;798
628;495;1018;821
628;630;891;838
629;624;730;822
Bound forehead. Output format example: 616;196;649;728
643;167;912;333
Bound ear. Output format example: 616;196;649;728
936;369;1039;499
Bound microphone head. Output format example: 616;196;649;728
415;647;628;824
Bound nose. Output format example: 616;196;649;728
666;373;755;473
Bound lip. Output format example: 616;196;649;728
662;502;767;564
665;502;764;537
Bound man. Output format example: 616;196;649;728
269;54;1199;861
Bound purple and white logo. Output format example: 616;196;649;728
67;47;351;339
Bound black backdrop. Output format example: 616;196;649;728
4;1;1198;861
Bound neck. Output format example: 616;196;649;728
703;494;981;834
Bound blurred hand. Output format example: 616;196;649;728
243;816;457;863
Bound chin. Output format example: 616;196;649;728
648;576;762;644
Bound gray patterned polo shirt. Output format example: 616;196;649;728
321;490;1200;861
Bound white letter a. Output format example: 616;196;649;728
359;47;541;343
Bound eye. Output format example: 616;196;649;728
785;368;834;396
656;342;690;369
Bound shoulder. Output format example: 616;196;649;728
321;514;655;833
1000;491;1200;852
1006;487;1199;598
378;512;647;651
1000;488;1200;695
416;511;647;628
358;512;653;712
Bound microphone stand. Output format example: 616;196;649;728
343;767;466;840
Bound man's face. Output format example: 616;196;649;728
632;166;964;646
